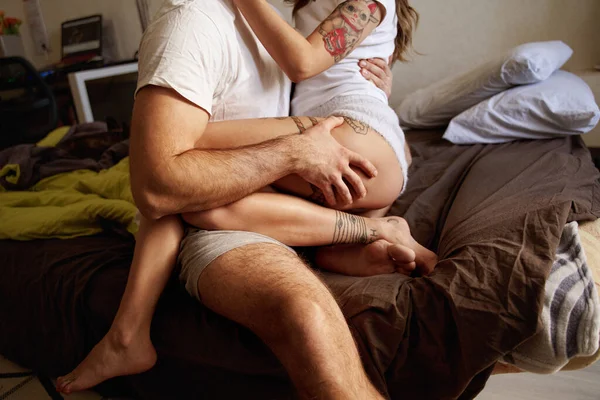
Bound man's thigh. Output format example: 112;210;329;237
199;243;327;326
179;230;332;327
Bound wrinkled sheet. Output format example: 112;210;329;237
1;131;599;399
0;122;128;191
0;158;137;240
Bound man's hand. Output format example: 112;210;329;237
359;57;394;99
292;116;378;207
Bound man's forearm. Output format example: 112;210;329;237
150;134;301;216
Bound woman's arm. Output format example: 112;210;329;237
234;0;383;82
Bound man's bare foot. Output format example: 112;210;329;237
316;239;417;277
56;328;157;394
376;216;438;275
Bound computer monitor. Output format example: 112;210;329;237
68;62;138;124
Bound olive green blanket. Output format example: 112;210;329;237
0;157;137;240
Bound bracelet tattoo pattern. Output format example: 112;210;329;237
332;210;377;245
291;116;307;133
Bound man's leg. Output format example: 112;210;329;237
195;242;384;399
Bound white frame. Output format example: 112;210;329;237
68;62;138;123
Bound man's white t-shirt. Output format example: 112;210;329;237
136;0;291;122
292;0;397;115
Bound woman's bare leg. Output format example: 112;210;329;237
57;215;183;394
196;116;436;272
184;191;436;275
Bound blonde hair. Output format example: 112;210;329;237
286;0;419;63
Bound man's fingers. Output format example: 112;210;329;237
344;169;367;199
333;178;353;205
321;185;337;207
348;152;377;178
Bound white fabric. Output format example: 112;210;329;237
396;41;573;129
136;0;290;121
503;222;600;374
292;0;397;115
303;95;409;192
443;71;600;145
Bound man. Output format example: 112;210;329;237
57;0;398;398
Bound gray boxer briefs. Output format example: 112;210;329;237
178;228;296;301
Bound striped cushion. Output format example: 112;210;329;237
493;218;600;374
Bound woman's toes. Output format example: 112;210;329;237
387;243;416;264
395;261;417;276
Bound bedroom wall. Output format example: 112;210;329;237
387;0;600;106
2;0;599;138
270;0;600;106
3;0;598;98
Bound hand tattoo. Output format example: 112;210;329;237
309;184;326;205
341;116;369;135
319;0;380;62
291;116;306;133
332;210;377;245
308;117;319;127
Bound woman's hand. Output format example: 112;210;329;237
359;57;394;99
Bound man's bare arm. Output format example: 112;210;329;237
130;86;376;219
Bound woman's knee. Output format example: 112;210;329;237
182;206;233;230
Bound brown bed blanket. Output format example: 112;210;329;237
1;131;599;399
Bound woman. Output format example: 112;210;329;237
57;0;436;394
182;0;434;272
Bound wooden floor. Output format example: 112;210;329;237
3;352;600;399
477;362;600;399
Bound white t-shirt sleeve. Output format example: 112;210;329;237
135;5;228;116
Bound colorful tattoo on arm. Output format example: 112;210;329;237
319;0;380;62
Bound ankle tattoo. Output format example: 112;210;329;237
332;211;377;245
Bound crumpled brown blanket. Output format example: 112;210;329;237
0;131;598;399
0;122;129;191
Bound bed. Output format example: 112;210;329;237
1;128;599;399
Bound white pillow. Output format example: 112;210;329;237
396;41;573;128
443;71;600;145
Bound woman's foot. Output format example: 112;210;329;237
316;239;417;276
56;327;157;394
375;216;438;275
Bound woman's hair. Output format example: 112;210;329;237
286;0;419;63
